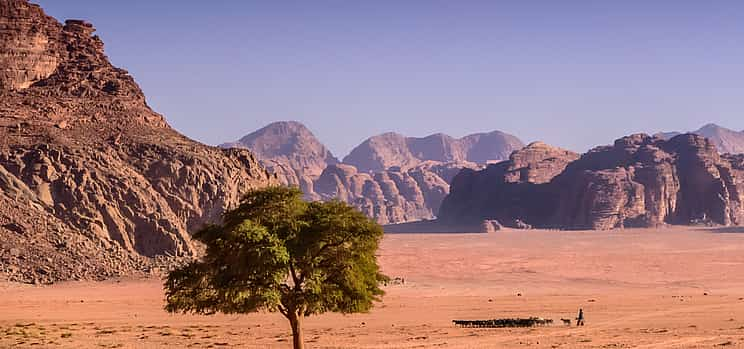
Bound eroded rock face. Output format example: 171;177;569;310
0;1;58;90
503;141;581;184
0;0;274;283
0;186;158;285
440;134;744;230
313;161;484;225
313;164;447;224
343;131;524;173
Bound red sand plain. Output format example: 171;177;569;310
3;227;744;348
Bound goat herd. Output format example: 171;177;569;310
452;317;576;328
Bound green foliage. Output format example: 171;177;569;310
164;186;387;320
164;220;289;315
291;201;386;316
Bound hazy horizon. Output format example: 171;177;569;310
36;1;744;156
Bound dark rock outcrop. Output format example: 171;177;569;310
0;0;274;283
440;134;744;230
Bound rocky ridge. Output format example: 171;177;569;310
440;134;744;230
223;123;523;224
0;0;274;283
656;123;744;155
343;131;524;172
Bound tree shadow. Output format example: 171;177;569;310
383;220;482;234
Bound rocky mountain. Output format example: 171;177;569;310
440;134;744;230
343;131;524;173
220;121;337;195
224;124;522;224
656;123;744;155
0;0;274;283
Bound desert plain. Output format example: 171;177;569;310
3;227;744;348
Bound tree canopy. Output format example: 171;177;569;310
164;186;387;349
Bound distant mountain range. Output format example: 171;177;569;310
343;131;524;173
221;121;525;224
222;121;744;229
656;123;744;155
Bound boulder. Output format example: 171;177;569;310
480;220;502;233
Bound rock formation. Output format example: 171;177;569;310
343;131;524;173
0;0;274;283
656;123;744;155
439;141;579;227
440;134;744;230
480;220;502;233
311;163;452;224
224;123;523;224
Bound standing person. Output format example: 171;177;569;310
576;308;585;326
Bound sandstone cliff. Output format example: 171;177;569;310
440;134;744;230
439;141;579;227
312;162;466;224
0;0;274;283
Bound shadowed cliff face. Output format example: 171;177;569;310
440;134;744;230
439;142;579;227
0;0;274;283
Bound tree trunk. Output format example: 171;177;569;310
289;312;304;349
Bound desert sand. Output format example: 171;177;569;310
3;227;744;348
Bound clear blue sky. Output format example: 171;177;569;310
36;1;744;157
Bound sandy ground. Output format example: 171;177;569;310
3;227;744;348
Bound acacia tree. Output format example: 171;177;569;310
164;186;387;349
